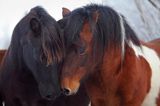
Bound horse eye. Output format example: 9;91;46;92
71;40;86;55
78;46;86;55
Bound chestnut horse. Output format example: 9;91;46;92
0;50;6;64
59;4;160;106
0;6;89;106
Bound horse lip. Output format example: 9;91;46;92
66;88;79;96
45;97;54;101
43;94;58;101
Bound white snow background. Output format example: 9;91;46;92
0;0;160;49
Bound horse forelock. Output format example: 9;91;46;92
41;19;64;65
30;7;65;65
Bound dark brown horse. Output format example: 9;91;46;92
59;4;160;106
0;6;89;106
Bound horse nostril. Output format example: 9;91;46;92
62;88;71;96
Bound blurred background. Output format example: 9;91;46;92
0;0;160;49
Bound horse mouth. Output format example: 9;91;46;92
38;84;61;101
44;95;56;101
40;92;62;101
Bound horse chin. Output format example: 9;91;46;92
43;95;57;101
71;87;79;95
39;89;58;101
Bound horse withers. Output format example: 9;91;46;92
60;4;160;106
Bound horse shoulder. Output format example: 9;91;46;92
132;41;160;106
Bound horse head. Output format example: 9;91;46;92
59;4;140;96
11;6;64;100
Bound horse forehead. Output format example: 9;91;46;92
80;22;92;43
129;42;160;106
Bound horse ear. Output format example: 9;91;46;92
92;11;99;23
62;7;71;17
30;18;41;36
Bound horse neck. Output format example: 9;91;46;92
99;42;148;78
84;46;122;105
85;43;152;105
0;47;36;87
0;46;23;80
1;47;17;67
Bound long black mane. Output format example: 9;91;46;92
10;6;64;65
30;7;65;64
63;4;140;63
